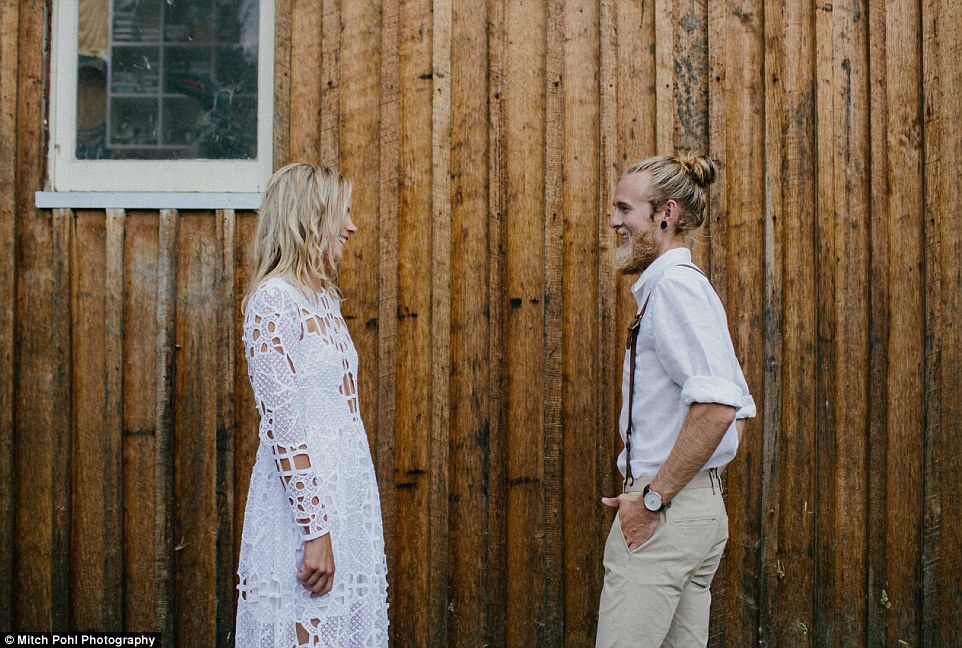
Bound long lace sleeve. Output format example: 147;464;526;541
244;285;329;540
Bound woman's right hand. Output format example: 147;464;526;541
297;534;335;596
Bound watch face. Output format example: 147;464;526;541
643;490;662;512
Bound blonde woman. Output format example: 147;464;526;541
235;163;389;647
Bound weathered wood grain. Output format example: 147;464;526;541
445;0;490;643
154;209;178;648
596;0;619;636
922;0;962;642
815;0;871;644
391;0;435;642
0;0;20;627
289;0;323;162
272;0;292;170
705;3;765;646
559;0;600;643
429;0;452;645
485;0;508;643
70;209;124;630
542;0;564;643
172;214;219;648
758;1;818;645
215;210;236;648
375;0;400;627
674;0;711;275
15;0;64;629
503;0;548;643
867;1;924;646
123;212;160;631
232;211;260;595
319;0;340;168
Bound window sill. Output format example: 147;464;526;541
35;191;262;210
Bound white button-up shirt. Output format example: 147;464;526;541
618;248;756;479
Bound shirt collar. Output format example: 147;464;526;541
630;247;693;308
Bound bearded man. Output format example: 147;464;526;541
595;153;756;648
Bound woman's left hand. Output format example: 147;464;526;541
298;533;336;596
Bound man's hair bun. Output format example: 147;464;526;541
677;152;717;189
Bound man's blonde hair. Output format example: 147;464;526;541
243;163;352;310
624;152;718;236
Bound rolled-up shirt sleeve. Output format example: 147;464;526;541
649;270;750;413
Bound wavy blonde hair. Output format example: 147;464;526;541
243;163;353;311
624;151;718;237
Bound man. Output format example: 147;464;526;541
596;153;755;648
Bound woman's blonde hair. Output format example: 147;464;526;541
243;163;353;311
624;151;718;236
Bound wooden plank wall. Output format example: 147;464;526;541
2;0;961;646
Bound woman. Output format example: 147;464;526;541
235;163;389;647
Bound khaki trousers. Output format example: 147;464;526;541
595;471;729;648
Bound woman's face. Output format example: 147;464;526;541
333;211;357;264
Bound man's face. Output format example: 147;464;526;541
610;172;660;275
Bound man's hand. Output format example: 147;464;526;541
298;533;336;596
602;494;661;551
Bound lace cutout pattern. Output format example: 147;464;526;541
236;278;389;647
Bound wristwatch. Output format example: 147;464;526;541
642;484;669;512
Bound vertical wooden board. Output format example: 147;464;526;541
0;0;20;626
14;0;64;627
69;211;109;629
559;0;600;644
814;0;839;642
375;0;400;618
653;0;674;153
446;0;490;642
123;211;160;631
104;211;125;630
865;2;890;642
172;213;219;648
503;1;547;644
922;0;962;642
153;210;179;648
758;0;818;645
288;0;322;162
868;1;924;645
389;0;435;641
67;208;125;632
615;0;656;167
672;0;711;272
272;0;292;169
542;0;564;644
705;2;765;645
319;0;340;168
485;0;508;643
232;211;260;582
815;0;871;643
215;210;236;648
429;0;452;644
596;0;620;619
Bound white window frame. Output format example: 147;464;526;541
48;0;274;194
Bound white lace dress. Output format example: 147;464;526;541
235;277;389;647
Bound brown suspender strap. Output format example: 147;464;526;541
622;262;710;492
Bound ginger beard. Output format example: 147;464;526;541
614;225;659;276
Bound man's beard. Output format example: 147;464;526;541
614;228;658;276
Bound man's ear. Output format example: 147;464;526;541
663;199;679;221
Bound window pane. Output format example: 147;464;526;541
76;0;259;161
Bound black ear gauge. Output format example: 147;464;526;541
660;220;669;230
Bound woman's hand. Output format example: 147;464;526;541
298;534;336;596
